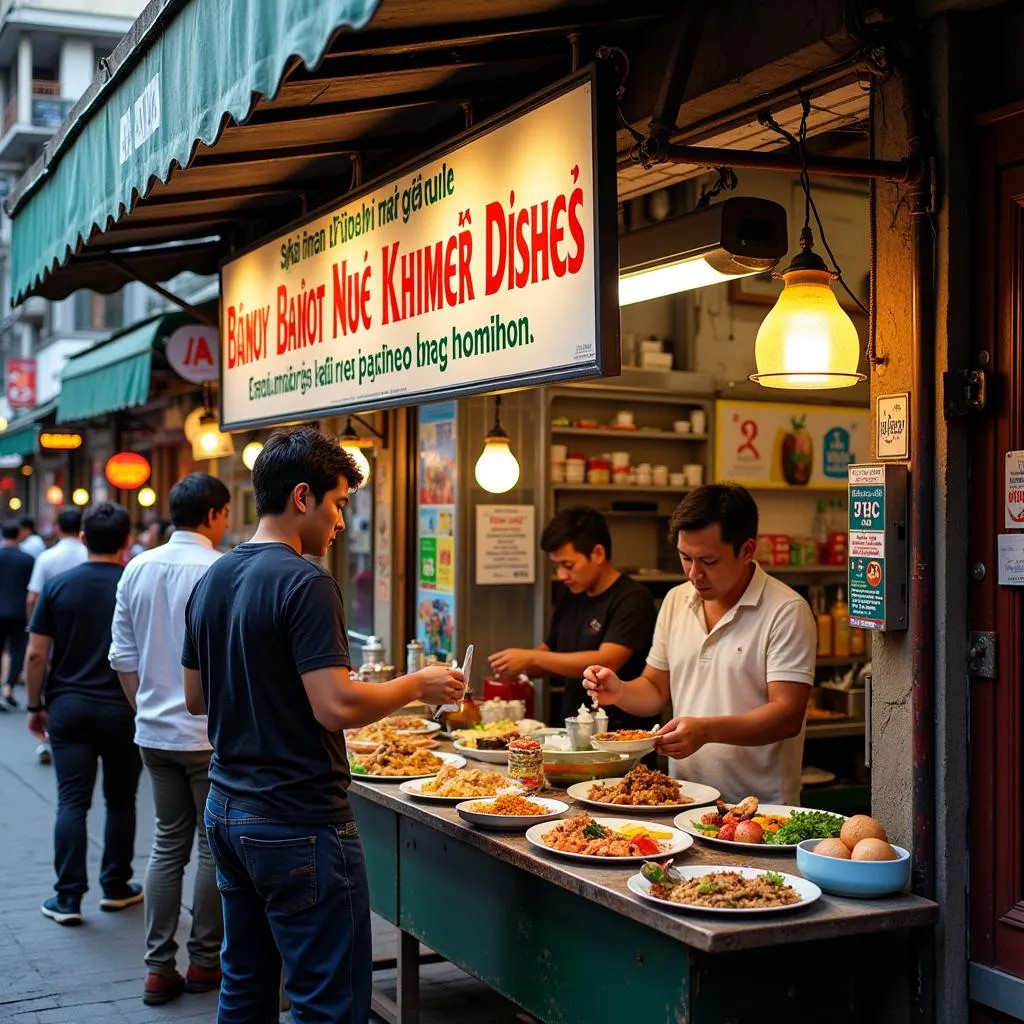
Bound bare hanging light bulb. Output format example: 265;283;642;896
474;396;520;494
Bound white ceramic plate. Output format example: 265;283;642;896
393;720;442;736
590;733;658;755
452;740;509;764
350;750;465;783
399;777;519;802
567;778;721;814
627;866;822;915
525;816;693;864
347;737;440;755
457;796;569;830
673;804;848;851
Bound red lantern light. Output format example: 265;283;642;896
105;452;151;490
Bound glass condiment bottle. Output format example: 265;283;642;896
443;689;482;732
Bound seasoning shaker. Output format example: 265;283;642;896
406;639;425;676
592;707;608;735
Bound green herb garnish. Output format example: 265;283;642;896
763;810;845;845
762;871;786;887
698;882;720;895
582;821;610;839
691;822;721;835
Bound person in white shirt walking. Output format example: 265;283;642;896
584;484;816;805
26;510;87;619
109;474;230;1007
17;516;45;559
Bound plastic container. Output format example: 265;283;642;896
796;839;911;898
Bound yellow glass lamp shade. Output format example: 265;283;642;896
475;436;520;494
192;413;235;461
751;268;865;389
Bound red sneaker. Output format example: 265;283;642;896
143;971;185;1006
185;962;222;993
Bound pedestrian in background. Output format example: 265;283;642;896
0;520;34;709
26;508;86;619
110;474;229;1006
25;502;143;926
183;429;464;1022
17;516;45;559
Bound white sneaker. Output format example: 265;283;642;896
36;743;52;765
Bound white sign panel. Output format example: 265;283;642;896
166;325;220;383
876;392;909;460
1005;450;1024;529
998;533;1024;586
476;504;536;585
218;68;617;430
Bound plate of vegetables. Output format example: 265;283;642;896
629;860;821;915
674;797;847;850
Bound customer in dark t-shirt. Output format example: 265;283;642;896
489;506;658;730
0;519;35;708
183;428;464;1024
25;502;142;926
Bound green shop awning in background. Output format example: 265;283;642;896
0;399;58;457
7;0;378;304
57;313;193;423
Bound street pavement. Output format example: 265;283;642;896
0;701;529;1024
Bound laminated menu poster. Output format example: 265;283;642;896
416;401;457;658
715;399;869;489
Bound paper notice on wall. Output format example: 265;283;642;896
997;533;1024;586
476;505;536;585
1005;451;1024;529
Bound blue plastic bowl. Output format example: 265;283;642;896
796;839;911;898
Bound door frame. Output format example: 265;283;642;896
968;102;1024;1021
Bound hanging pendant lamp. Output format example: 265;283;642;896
474;396;520;494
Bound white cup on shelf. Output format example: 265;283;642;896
683;463;704;488
689;409;707;435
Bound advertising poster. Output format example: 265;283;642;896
1005;450;1024;529
716;399;869;490
416;401;457;658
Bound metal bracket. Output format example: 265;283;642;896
969;631;996;679
943;369;987;418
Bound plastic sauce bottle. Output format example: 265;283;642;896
814;587;833;657
850;623;867;657
832;587;851;658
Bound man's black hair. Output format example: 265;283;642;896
540;506;613;559
668;484;759;554
18;515;35;532
56;509;82;535
252;428;362;518
169;473;231;529
82;502;131;555
2;520;21;541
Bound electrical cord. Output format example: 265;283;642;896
760;97;871;318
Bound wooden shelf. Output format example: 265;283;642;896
805;720;865;739
763;564;847;576
628;572;685;583
550;428;710;441
552;484;692;494
742;485;848;494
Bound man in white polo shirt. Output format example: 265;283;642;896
584;484;816;804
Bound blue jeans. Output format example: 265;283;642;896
204;790;372;1024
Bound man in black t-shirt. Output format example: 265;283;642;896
0;520;35;708
489;507;658;730
183;428;463;1024
25;502;142;926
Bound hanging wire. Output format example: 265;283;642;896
760;96;871;318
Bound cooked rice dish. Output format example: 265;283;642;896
347;725;436;748
353;742;443;776
593;729;656;742
419;765;510;797
651;871;800;909
465;794;550;816
586;764;692;806
540;814;669;857
384;715;434;731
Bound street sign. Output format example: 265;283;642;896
848;463;908;631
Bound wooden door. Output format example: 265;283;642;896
969;109;1024;1022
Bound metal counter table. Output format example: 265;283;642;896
350;772;937;1024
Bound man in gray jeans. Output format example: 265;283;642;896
109;474;230;1005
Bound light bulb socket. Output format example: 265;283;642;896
484;423;510;443
779;226;831;276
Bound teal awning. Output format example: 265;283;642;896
0;400;58;457
57;313;193;423
7;0;378;304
